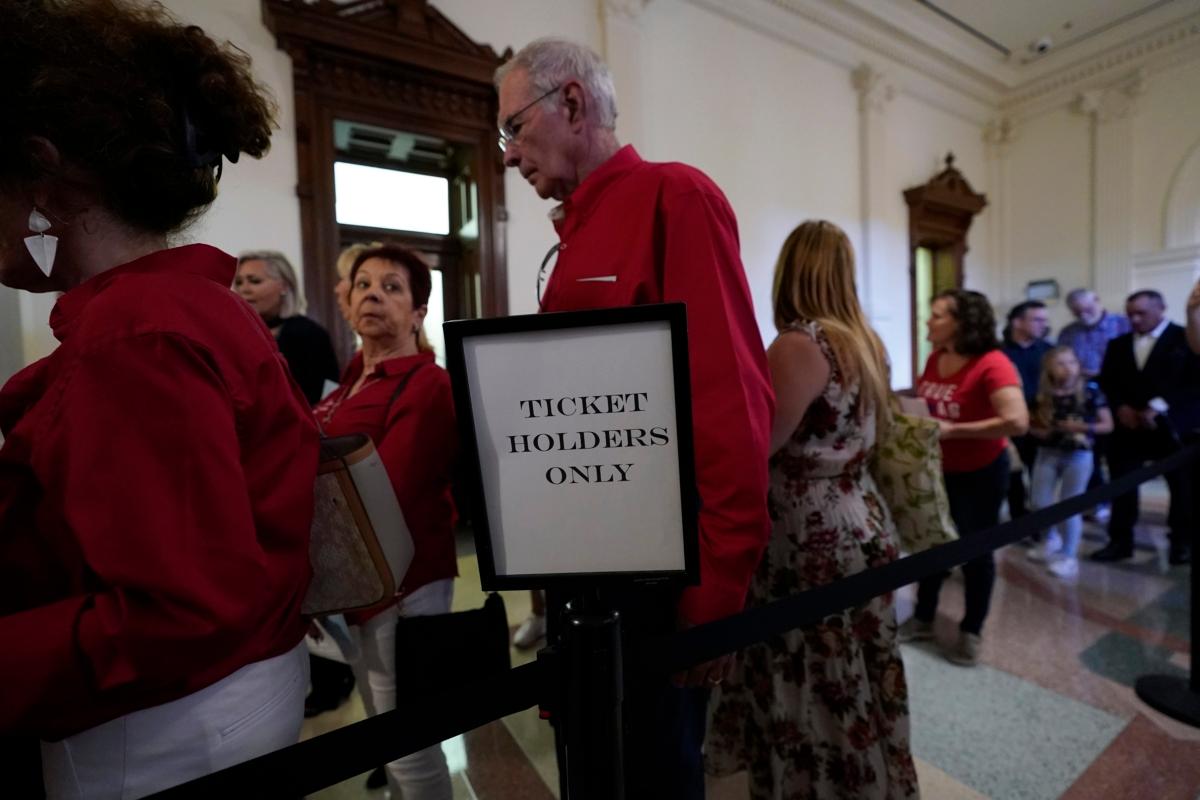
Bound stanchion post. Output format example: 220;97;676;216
1134;443;1200;725
559;593;624;800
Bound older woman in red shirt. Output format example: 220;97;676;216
0;2;317;797
313;243;458;800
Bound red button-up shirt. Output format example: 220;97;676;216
540;145;773;625
314;350;458;621
0;245;317;739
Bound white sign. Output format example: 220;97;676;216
451;310;694;583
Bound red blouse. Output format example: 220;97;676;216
314;350;458;621
0;245;317;739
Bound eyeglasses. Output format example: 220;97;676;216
536;242;561;310
498;85;563;154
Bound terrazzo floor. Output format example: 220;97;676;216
303;483;1200;799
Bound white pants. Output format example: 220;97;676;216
42;641;308;800
350;578;454;800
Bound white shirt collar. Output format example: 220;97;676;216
1136;318;1170;340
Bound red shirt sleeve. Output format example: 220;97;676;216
660;187;774;625
0;333;285;733
979;350;1022;395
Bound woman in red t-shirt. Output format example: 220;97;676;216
900;290;1027;666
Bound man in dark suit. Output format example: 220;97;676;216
1094;290;1200;564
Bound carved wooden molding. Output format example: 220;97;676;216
904;154;988;382
904;153;988;245
296;48;497;125
263;0;510;84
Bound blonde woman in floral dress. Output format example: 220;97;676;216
707;221;919;799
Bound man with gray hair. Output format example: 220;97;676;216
1058;288;1131;378
496;38;773;798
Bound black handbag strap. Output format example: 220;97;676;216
384;361;431;419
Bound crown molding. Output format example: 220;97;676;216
685;0;1200;126
686;0;998;125
603;0;653;21
1003;13;1200;120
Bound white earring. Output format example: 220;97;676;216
24;208;58;277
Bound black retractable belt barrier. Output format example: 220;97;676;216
149;662;541;798
646;442;1200;674
147;442;1200;798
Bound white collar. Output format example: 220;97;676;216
1136;318;1170;340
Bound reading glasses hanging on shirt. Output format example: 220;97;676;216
536;243;562;310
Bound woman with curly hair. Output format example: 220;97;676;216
0;1;318;795
901;289;1028;665
707;220;919;800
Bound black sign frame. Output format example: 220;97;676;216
444;303;700;590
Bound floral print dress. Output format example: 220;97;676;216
706;321;919;800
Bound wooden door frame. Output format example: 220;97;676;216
263;0;511;363
903;154;987;385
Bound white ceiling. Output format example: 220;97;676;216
918;0;1174;61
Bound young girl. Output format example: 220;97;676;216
1028;346;1114;577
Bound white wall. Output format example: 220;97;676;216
640;0;860;344
1134;58;1200;254
1002;108;1092;333
159;0;304;268
999;56;1200;332
0;288;22;384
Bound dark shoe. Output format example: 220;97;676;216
1091;543;1134;562
1169;545;1192;565
366;766;387;790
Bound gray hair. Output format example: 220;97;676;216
495;38;618;130
237;250;305;317
1065;288;1096;306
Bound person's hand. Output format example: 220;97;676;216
673;652;735;689
936;419;955;440
1116;405;1140;430
671;618;736;688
